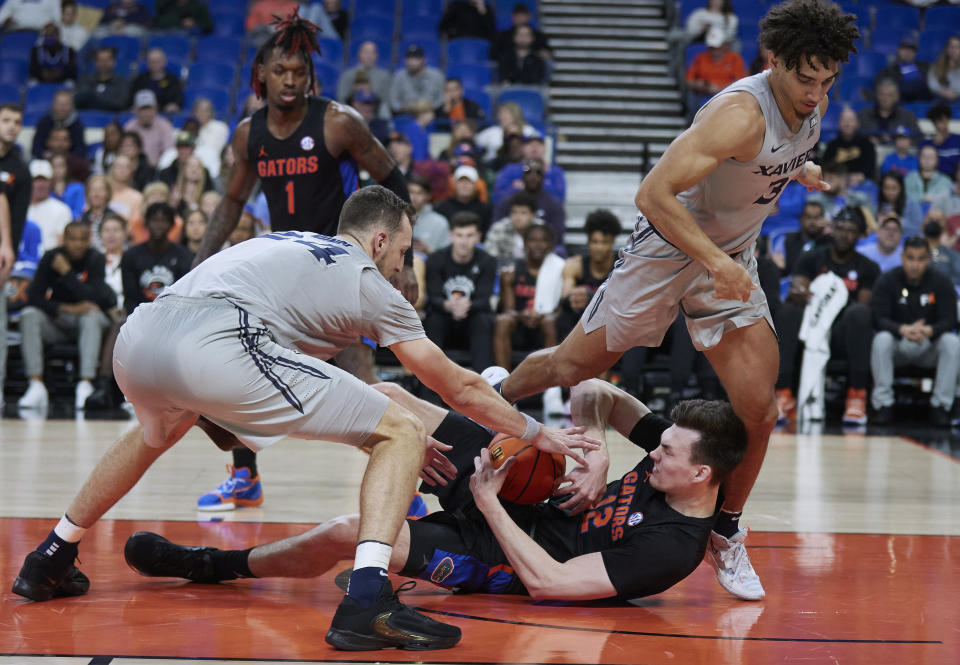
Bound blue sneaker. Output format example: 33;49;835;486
407;492;427;519
197;465;264;511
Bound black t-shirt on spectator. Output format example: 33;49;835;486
27;247;116;317
120;242;192;314
425;245;496;316
435;197;493;235
498;52;548;85
821;134;877;180
795;246;880;304
130;72;184;111
870;266;958;340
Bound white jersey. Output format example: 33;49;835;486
166;231;424;359
674;70;821;254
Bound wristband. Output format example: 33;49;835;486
519;412;541;442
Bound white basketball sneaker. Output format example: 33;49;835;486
18;380;49;410
706;529;765;600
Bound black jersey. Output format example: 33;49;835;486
246;96;358;235
577;252;613;299
511;259;538;312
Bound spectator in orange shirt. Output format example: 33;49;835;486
686;27;747;112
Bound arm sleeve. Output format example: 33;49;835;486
871;274;901;335
627;413;672;453
359;268;426;346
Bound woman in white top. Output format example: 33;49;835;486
98;213;126;312
476;102;535;162
193;97;229;178
686;0;738;44
927;36;960;103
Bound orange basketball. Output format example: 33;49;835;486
487;433;566;504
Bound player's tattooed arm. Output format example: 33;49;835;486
191;120;258;268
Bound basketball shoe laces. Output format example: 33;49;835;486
718;534;757;583
214;473;246;497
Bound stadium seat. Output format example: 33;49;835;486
447;63;494;92
903;102;932;121
400;12;440;38
400;39;441;68
447;38;492;65
98;35;142;62
147;34;191;59
497;88;544;125
24;84;62;114
349;39;392;69
208;0;240;10
834;74;872;104
850;50;888;78
874;5;920;33
924;6;960;33
211;9;246;37
77;110;116;128
496;0;538;30
0;31;38;61
685;43;707;69
82;0;110;8
351;15;395;42
317;36;344;66
184;87;231;117
918;31;951;63
196;35;243;62
0;60;29;86
466;89;492;118
776;182;808;219
362;0;397;16
760;212;801;237
403;0;444;17
0;83;21;105
188;62;237;87
869;27;908;55
311;59;340;97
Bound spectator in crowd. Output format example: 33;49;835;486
439;0;496;41
402;99;435;162
880;126;918;178
130;48;183;114
556;209;620;341
493;133;565;205
199;189;219;221
807;161;875;222
435;77;486;125
822;106;876;184
124;90;174;168
120;201;191;316
906;144;952;205
870;236;960;426
875;35;931;103
424;211;496;372
0;0;60;32
438;120;482;166
158;131;212;192
79;174;115;236
409;175;450;256
927;36;960;103
59;1;89;53
97;0;152;38
857;78;920;146
49;153;85;218
684;0;738;46
494;223;562;369
43;127;89;185
498;23;548;85
106;154;143;228
93;122;122;175
877;171;924;237
493;157;565;247
493;2;551;62
774;208;879;424
922;209;960;284
347;83;390;146
385;130;450;198
485;191;539;270
322;0;347;39
181;209;206;256
119;131;157;191
16;221;114;411
436;164;493;234
228;208;258;245
75;47;131;112
930;163;960;219
169;155;210;219
685;27;747;113
336;41;391;118
32;90;86;161
476;101;535;161
486;129;525;173
129;180;182;243
246;0;298;41
27;159;73;252
390;44;445;116
858;212;904;273
29;24;77;84
921;103;960;179
154;0;213;33
771;200;831;277
191;97;229;178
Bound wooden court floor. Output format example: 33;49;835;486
1;416;958;665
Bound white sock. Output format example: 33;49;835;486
353;540;392;571
53;515;86;543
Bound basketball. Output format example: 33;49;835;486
487;433;566;504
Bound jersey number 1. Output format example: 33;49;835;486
285;181;295;215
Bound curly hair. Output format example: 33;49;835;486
250;8;323;100
758;0;859;72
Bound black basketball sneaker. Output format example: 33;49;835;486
124;531;228;583
326;579;462;651
12;551;90;601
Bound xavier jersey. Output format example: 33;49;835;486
672;70;821;254
247;96;358;234
166;231;424;359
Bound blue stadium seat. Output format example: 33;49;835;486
147;34;192;59
351;15;395;42
82;0;110;8
349;39;392;69
311;59;340;97
447;38;491;65
188;62;237;87
22;110;43;126
400;12;440;37
738;25;760;49
903;102;932;121
400;39;441;68
208;0;240;10
24;84;62;113
447;63;494;91
196;35;243;62
497;89;544;124
869;27;908;55
835;74;872;104
317;36;344;66
496;0;538;30
760;212;801;237
685;43;707;68
0;31;38;61
363;0;397;16
918;31;951;63
0;60;29;86
98;34;142;62
924;6;960;32
0;83;20;104
77;110;116;128
850;50;888;78
874;5;920;33
403;0;444;17
466;89;492;118
184;87;231;117
211;9;246;37
775;182;808;219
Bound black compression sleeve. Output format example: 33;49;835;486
627;413;673;453
378;166;410;203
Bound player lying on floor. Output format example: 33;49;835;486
125;379;747;601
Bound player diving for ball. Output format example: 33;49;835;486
123;378;747;603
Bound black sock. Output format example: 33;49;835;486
233;448;258;476
713;509;743;538
347;566;388;607
209;548;255;581
36;530;79;566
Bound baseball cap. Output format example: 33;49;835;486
386;131;410;146
133;89;157;109
893;125;914;139
454;165;479;182
705;27;725;48
405;44;425;58
899;35;918;50
834;206;866;233
523;132;545;143
175;130;196;147
29;159;52;179
453;141;475;156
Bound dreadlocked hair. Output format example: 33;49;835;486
250;7;322;100
759;0;859;73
